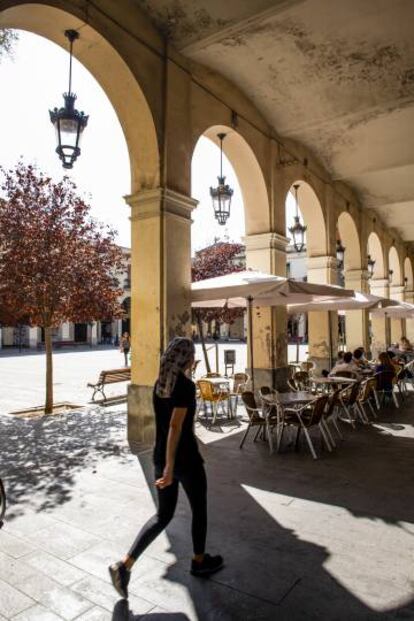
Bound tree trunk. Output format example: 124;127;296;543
44;326;53;414
196;313;211;374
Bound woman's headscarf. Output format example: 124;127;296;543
155;337;195;398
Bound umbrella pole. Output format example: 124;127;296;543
328;311;333;370
247;296;255;393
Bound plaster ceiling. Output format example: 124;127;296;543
139;0;414;242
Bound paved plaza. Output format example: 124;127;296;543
0;345;309;415
0;348;414;619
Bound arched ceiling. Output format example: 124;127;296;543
139;0;414;241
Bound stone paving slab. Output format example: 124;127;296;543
1;389;414;619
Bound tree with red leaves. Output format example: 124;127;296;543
192;241;245;372
0;162;124;413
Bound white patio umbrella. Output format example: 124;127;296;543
287;291;398;314
287;292;399;368
370;301;414;318
191;270;355;390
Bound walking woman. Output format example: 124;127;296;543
120;332;131;367
109;337;223;599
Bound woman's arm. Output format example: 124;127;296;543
155;407;187;489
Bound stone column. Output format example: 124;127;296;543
244;232;289;390
370;279;390;357
125;188;197;447
307;256;338;372
389;285;406;344
0;327;2;349
344;268;370;354
29;326;40;348
405;290;414;342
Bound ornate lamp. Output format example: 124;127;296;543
367;254;376;279
389;269;394;284
336;239;346;270
50;30;88;169
210;133;233;226
288;184;307;253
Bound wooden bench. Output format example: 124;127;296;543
87;368;131;402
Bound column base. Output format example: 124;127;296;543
246;367;289;391
127;384;155;451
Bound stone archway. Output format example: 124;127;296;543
0;2;163;443
368;233;389;356
285;180;334;369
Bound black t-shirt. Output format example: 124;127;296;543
153;371;203;473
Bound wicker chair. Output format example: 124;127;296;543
197;379;230;425
338;381;366;427
283;394;331;459
288;371;310;392
229;372;250;414
240;391;276;454
374;370;399;408
357;378;378;420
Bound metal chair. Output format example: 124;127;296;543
375;370;399;408
338;381;367;427
240;391;276;454
197;379;230;425
229;372;250;414
288;371;310;392
283;394;331;460
357;378;378;420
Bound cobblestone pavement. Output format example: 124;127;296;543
1;389;414;618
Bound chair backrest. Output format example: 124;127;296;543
325;389;341;418
301;361;315;374
293;371;309;390
233;372;249;394
197;379;215;401
306;395;329;425
333;370;357;379
345;381;361;405
359;378;376;401
241;391;262;422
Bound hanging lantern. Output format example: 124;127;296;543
389;269;394;284
288;184;307;253
336;239;346;270
50;30;88;169
367;254;376;279
210;133;233;226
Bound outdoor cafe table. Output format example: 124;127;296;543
277;391;318;407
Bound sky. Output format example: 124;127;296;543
0;31;298;252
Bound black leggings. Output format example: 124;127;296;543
128;463;207;559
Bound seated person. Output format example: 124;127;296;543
387;350;403;372
335;351;344;364
353;348;369;368
329;351;361;378
375;352;396;391
399;336;413;352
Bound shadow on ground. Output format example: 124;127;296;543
0;407;129;518
127;399;414;620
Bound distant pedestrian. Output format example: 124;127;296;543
120;332;130;367
109;336;223;600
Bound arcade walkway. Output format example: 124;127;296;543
0;399;413;620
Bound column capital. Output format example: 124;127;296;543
344;268;370;282
306;255;337;270
390;284;405;295
125;188;198;222
243;232;290;253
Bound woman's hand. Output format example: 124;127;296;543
155;466;173;489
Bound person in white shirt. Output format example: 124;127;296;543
329;352;361;378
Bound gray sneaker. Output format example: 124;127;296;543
109;561;130;599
